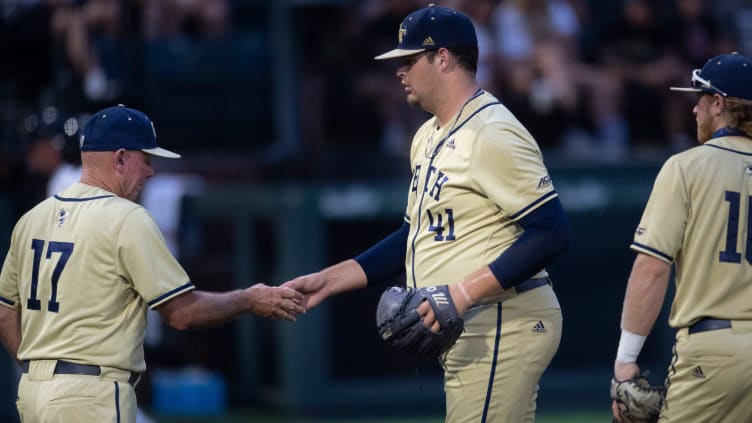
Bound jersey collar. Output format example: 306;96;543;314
711;126;748;139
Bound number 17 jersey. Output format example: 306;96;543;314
0;183;194;372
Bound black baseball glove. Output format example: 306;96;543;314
610;372;665;423
375;285;464;358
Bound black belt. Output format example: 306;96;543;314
515;277;551;293
21;360;141;385
688;318;732;334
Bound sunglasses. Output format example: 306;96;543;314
691;69;727;96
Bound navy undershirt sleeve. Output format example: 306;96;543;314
488;197;571;289
354;222;409;284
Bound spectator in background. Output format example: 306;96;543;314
51;0;135;111
491;0;583;143
357;0;428;158
295;0;427;167
487;0;630;158
46;112;83;197
17;107;79;214
0;1;55;113
662;0;738;151
594;0;684;150
669;0;734;68
142;0;230;41
459;0;499;90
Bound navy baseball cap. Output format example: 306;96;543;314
79;105;180;159
374;5;477;60
670;53;752;100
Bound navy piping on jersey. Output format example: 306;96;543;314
0;296;14;307
114;381;121;423
703;144;752;156
54;194;115;202
452;101;502;133
481;302;503;423
147;282;194;307
665;343;679;399
509;191;558;220
409;96;502;288
410;141;444;288
632;242;673;262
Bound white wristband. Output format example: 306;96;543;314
616;329;646;363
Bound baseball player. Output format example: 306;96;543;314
611;53;752;422
283;5;570;422
0;105;304;423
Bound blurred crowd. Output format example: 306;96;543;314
308;0;742;161
0;0;232;218
0;0;750;220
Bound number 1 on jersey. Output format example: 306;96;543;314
27;238;74;313
720;191;752;264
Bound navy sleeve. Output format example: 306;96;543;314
354;222;409;284
488;197;571;289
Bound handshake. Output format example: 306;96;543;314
277;264;466;358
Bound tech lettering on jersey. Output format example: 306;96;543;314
411;164;450;202
412;162;455;242
424;166;449;201
411;165;422;194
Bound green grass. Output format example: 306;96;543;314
150;409;611;423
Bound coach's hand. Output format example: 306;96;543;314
247;284;305;321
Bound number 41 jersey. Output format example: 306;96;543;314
0;183;194;372
631;135;752;328
404;90;557;289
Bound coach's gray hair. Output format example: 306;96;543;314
722;97;752;137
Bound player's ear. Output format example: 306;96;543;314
711;94;725;116
436;48;453;70
113;149;126;171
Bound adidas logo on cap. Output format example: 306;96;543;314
374;5;478;60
